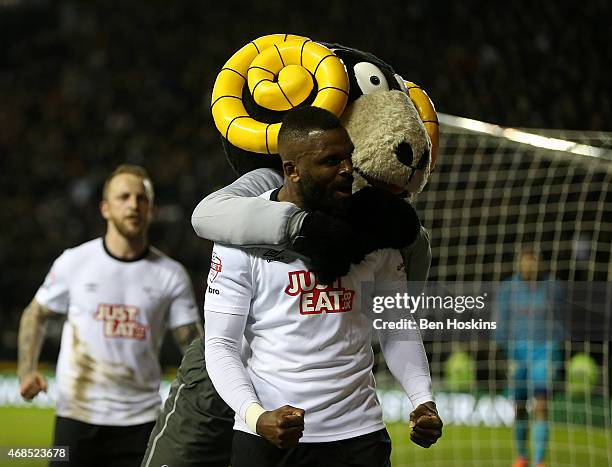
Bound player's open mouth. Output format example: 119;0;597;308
354;167;405;195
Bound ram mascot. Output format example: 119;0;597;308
141;34;441;467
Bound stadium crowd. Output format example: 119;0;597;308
1;0;609;361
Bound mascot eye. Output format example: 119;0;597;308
353;62;389;95
394;74;408;92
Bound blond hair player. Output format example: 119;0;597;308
17;164;202;467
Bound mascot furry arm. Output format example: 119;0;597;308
192;168;432;283
192;168;297;247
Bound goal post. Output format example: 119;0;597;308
422;113;611;283
381;114;612;467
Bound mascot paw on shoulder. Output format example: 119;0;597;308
211;34;439;282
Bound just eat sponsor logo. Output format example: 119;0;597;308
94;304;149;339
285;271;355;315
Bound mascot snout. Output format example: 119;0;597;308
341;90;432;197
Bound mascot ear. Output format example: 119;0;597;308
211;34;350;174
405;80;440;171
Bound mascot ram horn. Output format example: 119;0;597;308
210;33;438;198
196;33;439;284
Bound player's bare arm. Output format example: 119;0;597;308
256;405;305;449
409;401;443;448
17;299;61;400
171;322;204;354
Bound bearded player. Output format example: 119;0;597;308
203;106;440;466
18;165;202;467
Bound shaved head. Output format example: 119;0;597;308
278;107;343;162
275;106;354;215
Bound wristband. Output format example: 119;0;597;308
245;402;266;433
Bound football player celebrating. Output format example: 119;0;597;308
204;107;441;466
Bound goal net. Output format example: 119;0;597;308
380;114;612;467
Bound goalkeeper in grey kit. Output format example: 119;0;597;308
142;165;440;467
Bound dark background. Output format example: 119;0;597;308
1;0;610;364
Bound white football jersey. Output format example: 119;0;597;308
35;238;199;426
205;225;407;442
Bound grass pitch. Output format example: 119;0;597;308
0;407;610;467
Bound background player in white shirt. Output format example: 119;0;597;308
204;107;442;467
17;164;202;467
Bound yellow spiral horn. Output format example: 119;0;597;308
212;34;350;155
405;81;439;171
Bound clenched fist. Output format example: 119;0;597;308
20;371;48;401
256;405;305;449
409;401;443;448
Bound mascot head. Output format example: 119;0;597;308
211;34;438;199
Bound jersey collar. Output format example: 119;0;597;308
102;238;150;262
270;187;281;201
